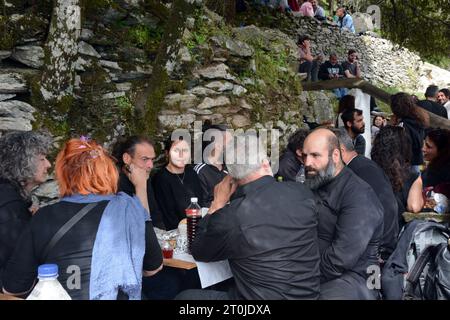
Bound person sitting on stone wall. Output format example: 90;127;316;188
297;35;322;82
311;0;325;21
319;53;347;99
336;7;355;33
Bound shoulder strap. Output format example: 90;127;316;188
403;245;438;300
42;202;99;260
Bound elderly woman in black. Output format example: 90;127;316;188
0;131;52;289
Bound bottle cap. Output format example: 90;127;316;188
38;264;58;278
191;197;198;203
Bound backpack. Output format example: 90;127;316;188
381;220;450;300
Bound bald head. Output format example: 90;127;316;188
304;128;340;156
303;128;343;189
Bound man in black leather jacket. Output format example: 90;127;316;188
302;128;383;299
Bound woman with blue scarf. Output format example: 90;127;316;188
2;138;163;300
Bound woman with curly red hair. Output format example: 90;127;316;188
2;138;162;300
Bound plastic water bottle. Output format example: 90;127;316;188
186;197;202;254
26;264;71;300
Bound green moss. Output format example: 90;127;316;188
81;0;118;20
127;24;164;54
0;12;49;50
142;70;169;136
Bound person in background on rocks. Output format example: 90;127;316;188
371;115;386;138
319;53;347;99
342;49;361;79
340;49;380;112
299;0;314;16
302;128;383;299
288;0;300;11
112;136;165;230
152;136;204;231
341;108;366;155
390;92;429;173
417;85;448;119
336;7;355;33
194;124;232;207
334;128;398;262
297;35;322;82
311;0;325;20
0;131;52;291
437;88;450;119
276;128;309;182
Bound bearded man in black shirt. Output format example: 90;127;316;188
176;132;321;300
302;128;383;299
112;136;165;230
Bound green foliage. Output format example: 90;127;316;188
379;0;450;61
127;25;163;52
0;13;47;50
426;55;450;71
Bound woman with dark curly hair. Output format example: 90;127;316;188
0;131;52;289
371;126;423;226
335;94;355;128
390;92;429;172
421;128;450;199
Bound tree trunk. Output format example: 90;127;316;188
40;0;80;101
224;0;236;22
328;0;334;13
136;0;202;135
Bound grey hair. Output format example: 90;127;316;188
0;131;53;198
332;128;355;152
225;132;268;180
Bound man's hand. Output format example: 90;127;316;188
208;175;238;214
128;163;148;189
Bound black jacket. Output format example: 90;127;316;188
275;149;303;182
193;163;228;208
192;176;320;300
347;155;399;259
0;180;31;288
401;118;425;166
353;134;366;156
417;100;448;119
313;167;383;283
118;172;165;230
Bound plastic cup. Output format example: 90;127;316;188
162;241;173;259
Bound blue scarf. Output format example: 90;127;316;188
62;192;150;300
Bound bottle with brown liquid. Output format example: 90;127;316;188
186;197;202;254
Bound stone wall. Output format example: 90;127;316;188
293;17;423;91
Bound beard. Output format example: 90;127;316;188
351;124;365;135
304;157;336;190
